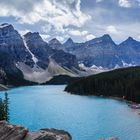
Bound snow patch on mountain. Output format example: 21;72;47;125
79;63;108;75
122;60;135;67
22;37;38;64
0;23;10;28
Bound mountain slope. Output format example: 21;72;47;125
50;35;140;69
50;35;122;68
0;23;81;84
118;37;140;66
0;23;34;72
17;59;78;83
24;32;79;70
0;23;35;85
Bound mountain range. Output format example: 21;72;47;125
49;35;140;69
0;23;80;85
0;23;140;85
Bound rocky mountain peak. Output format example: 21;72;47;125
48;38;62;50
63;38;75;50
66;38;74;43
0;23;19;37
64;38;74;45
24;32;43;41
101;34;113;41
0;23;23;47
126;37;135;42
49;38;62;46
119;37;138;46
0;23;13;29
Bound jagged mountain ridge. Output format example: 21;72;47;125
0;23;140;84
49;34;140;69
0;23;80;84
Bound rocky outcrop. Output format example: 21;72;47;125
0;121;28;140
25;129;72;140
0;121;72;140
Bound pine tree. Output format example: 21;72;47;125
0;92;9;121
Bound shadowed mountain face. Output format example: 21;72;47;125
0;23;80;84
0;23;34;73
118;37;140;65
24;33;79;70
49;35;140;69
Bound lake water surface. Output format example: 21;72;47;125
0;85;140;140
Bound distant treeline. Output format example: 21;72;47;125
65;66;140;103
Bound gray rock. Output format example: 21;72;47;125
0;121;72;140
0;121;28;140
25;129;72;140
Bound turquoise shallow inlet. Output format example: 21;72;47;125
0;85;140;140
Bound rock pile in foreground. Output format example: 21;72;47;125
0;121;72;140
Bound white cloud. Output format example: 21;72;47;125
40;34;51;41
68;29;88;36
86;34;96;41
56;36;65;42
118;0;131;8
137;0;140;6
106;25;119;34
96;0;104;3
19;29;31;36
41;24;53;33
0;0;91;33
138;35;140;40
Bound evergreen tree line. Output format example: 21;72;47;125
0;92;9;121
65;66;140;103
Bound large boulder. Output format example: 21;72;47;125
0;121;28;140
0;121;72;140
24;129;72;140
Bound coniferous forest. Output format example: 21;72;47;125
65;66;140;103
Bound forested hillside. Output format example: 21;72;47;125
65;67;140;103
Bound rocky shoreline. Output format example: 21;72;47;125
0;121;72;140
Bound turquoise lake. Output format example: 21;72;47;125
0;85;140;140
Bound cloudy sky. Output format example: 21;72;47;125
0;0;140;43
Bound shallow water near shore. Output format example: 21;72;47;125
0;85;140;140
